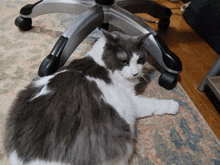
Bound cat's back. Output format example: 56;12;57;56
4;56;132;165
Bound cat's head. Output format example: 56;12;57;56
101;30;151;80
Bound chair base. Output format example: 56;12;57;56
15;0;182;90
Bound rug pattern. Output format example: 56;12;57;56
0;0;220;165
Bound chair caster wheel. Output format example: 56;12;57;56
38;54;60;77
158;71;178;90
158;18;170;32
15;16;32;31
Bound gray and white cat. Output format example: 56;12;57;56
4;30;179;165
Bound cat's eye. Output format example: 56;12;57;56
121;60;128;65
137;57;145;64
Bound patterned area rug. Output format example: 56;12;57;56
1;0;220;164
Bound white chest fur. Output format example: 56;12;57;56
86;71;137;133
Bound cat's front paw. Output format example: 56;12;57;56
154;99;179;115
168;100;179;115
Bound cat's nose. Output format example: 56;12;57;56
133;73;138;77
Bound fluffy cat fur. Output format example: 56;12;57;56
4;30;179;165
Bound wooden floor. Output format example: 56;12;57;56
137;0;220;140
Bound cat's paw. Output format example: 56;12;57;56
168;100;179;115
154;99;179;115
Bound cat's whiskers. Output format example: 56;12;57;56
140;75;149;84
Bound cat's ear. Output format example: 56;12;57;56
136;32;152;49
101;29;117;42
137;32;152;44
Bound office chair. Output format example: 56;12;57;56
15;0;182;90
